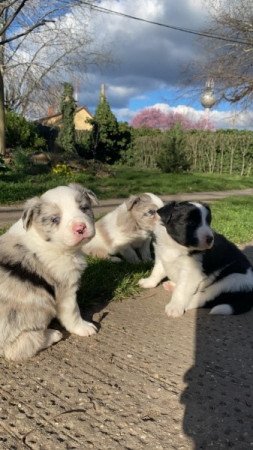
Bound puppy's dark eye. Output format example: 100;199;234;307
51;216;60;225
80;205;90;213
144;209;156;217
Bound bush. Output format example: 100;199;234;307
12;148;50;175
156;126;190;173
75;130;94;159
5;110;46;151
122;127;162;168
57;83;77;155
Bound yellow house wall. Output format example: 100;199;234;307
74;109;92;131
41;109;92;131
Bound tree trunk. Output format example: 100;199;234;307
0;16;5;157
0;66;5;156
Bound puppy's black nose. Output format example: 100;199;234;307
206;235;213;245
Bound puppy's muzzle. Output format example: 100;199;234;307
71;221;93;242
206;235;214;247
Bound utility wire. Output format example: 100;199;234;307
82;1;253;47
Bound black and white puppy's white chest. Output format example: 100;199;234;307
139;201;253;317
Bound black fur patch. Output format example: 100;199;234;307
200;232;251;278
0;261;55;299
203;291;253;315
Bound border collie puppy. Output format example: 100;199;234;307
138;201;253;317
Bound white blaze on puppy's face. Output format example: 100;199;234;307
190;202;214;250
23;184;97;248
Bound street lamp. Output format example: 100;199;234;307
200;78;216;109
200;78;216;129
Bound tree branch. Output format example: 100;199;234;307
0;0;30;38
0;19;55;45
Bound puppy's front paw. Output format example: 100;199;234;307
138;277;157;289
72;320;97;337
165;302;185;318
162;280;176;292
51;330;63;343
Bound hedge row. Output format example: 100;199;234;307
125;129;253;175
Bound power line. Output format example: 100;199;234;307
82;1;253;47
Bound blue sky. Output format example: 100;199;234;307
73;0;253;129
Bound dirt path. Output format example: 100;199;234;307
1;187;253;227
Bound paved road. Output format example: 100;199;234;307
1;282;253;449
1;188;253;227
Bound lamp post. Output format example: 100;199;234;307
200;78;216;129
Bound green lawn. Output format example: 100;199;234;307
1;167;253;203
211;196;253;244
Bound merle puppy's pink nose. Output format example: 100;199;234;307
72;223;86;235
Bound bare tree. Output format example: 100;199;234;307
0;1;109;155
197;0;253;109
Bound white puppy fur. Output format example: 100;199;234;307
0;183;98;361
82;193;164;263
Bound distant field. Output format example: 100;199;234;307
1;167;253;203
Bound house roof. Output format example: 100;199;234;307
36;106;93;123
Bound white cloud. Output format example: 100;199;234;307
78;0;208;110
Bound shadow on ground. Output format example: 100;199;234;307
182;244;253;449
77;257;152;309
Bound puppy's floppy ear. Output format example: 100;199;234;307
84;189;99;206
68;183;99;206
157;201;177;225
126;195;141;211
22;197;41;230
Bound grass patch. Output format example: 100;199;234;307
1;167;253;203
98;168;253;198
78;258;152;307
211;196;253;244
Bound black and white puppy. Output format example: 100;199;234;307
138;201;253;317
